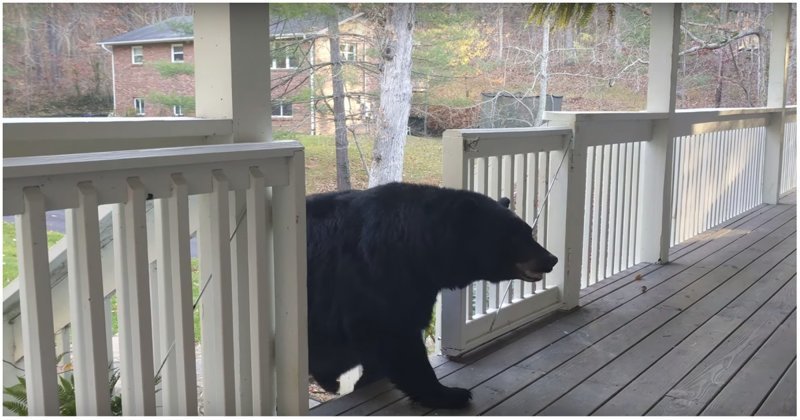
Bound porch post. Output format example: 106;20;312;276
547;124;584;311
194;3;271;416
762;4;791;204
637;3;681;264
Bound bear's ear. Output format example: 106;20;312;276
498;197;511;208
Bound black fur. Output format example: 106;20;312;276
306;182;558;409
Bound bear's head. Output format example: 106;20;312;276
450;192;558;287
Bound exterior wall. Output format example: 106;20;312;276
109;17;378;135
112;42;195;117
312;19;378;135
270;41;315;135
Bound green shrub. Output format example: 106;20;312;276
152;61;194;78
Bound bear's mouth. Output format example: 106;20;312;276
517;268;544;282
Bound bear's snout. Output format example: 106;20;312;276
515;251;558;282
540;253;558;273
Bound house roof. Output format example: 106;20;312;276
99;11;360;46
99;16;194;46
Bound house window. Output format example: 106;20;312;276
132;46;144;64
173;105;183;116
134;98;145;115
359;96;373;120
271;41;300;69
340;43;357;62
171;44;184;62
271;100;293;117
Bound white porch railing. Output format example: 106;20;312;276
440;106;797;357
670;127;765;246
780;117;797;194
439;127;572;356
3;142;308;416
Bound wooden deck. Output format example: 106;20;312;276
310;193;797;416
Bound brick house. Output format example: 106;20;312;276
99;14;376;135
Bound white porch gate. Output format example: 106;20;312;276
438;128;574;356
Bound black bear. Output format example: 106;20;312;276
306;182;558;409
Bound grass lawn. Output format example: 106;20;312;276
282;133;443;194
3;222;64;287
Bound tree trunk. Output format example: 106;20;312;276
497;6;504;60
714;51;724;107
535;19;550;127
327;10;352;191
757;4;766;104
369;4;415;187
612;3;622;51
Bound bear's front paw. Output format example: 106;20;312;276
414;386;472;409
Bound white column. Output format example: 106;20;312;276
194;4;271;414
16;187;59;415
638;3;681;264
272;151;309;416
763;3;791;204
194;3;271;143
66;183;111;415
438;130;468;354
547;130;584;310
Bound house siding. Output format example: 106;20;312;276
108;16;377;136
113;42;196;117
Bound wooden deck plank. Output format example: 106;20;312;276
418;207;796;416
579;204;775;306
587;258;796;415
338;360;466;416
755;358;797;416
701;312;796;415
648;277;798;416
360;204;793;415
483;219;796;416
309;200;796;416
309;355;453;415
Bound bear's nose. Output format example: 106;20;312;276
542;254;558;272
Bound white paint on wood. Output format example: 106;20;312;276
272;151;309;415
167;174;198;415
247;168;276;415
763;4;791;204
153;198;178;414
3;118;232;158
780;121;797;194
66;182;111;415
16;187;59;415
123;177;157;415
440;128;576;355
112;204;135;414
229;189;253;415
199;170;236;415
547;136;583;309
638;3;681;264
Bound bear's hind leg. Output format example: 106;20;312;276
309;346;358;395
354;364;385;390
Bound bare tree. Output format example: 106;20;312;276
369;4;415;187
326;8;352;190
534;18;550;126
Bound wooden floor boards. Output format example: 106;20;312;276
309;197;797;416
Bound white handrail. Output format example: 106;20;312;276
3;118;234;158
3;142;308;416
440;106;796;356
